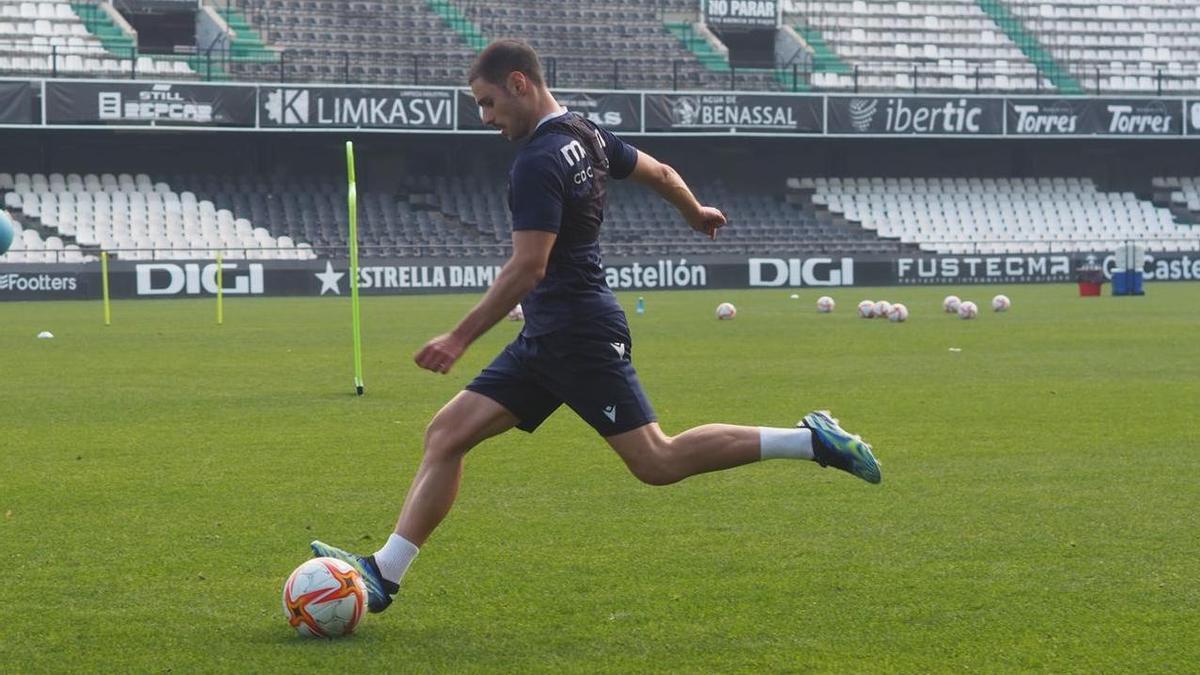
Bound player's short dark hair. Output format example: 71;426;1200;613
468;39;545;87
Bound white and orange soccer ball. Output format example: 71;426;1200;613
716;302;737;320
507;303;524;321
857;300;875;318
887;303;909;322
816;296;835;313
943;295;962;313
873;300;893;319
992;294;1011;312
282;557;367;639
957;300;979;320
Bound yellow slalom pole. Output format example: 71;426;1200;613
346;141;364;396
216;252;224;326
101;251;111;326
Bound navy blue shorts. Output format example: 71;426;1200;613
465;318;657;436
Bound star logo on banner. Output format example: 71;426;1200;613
315;260;344;295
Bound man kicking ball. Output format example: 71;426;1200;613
312;39;881;613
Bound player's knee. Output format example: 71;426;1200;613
625;447;683;486
422;420;471;461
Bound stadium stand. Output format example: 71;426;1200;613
178;171;898;258
0;172;315;262
797;176;1200;254
0;0;194;78
783;0;1053;92
454;0;783;91
1154;177;1200;223
1004;0;1200;93
2;0;1196;94
221;0;783;90
7;167;1200;262
0;167;913;261
224;0;477;85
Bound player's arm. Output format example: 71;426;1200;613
628;149;726;239
414;230;555;374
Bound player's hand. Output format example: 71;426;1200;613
414;333;467;374
688;206;726;240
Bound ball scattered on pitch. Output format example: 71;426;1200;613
887;303;909;322
282;557;367;639
816;296;835;313
857;300;875;318
992;294;1011;312
958;301;979;320
943;295;961;313
507;303;524;321
0;210;14;256
37;331;54;339
715;302;737;320
873;300;893;319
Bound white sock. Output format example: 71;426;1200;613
759;427;815;461
373;533;420;585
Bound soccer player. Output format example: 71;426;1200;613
312;40;880;613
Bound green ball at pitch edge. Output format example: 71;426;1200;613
0;210;13;256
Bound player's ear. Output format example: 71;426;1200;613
507;71;527;96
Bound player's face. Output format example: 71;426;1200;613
470;73;534;141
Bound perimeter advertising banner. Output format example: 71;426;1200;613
1189;99;1200;135
7;252;1200;301
0;80;35;124
258;85;454;129
1005;98;1095;136
644;93;823;133
456;89;641;132
1092;98;1183;136
1006;97;1184;136
44;81;256;126
828;96;1004;135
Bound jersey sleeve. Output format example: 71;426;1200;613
596;126;639;180
509;149;565;233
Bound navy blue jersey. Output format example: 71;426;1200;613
508;111;639;337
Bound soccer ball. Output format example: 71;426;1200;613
887;303;909;322
857;300;875;318
716;302;737;320
992;294;1011;312
958;301;979;319
0;210;14;256
816;296;835;313
873;300;893;319
507;303;524;321
943;295;962;313
282;557;367;639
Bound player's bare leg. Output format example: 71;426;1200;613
312;391;518;612
606;413;881;486
394;390;519;545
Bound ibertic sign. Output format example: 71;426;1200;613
829;96;1004;135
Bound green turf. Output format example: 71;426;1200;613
2;285;1198;672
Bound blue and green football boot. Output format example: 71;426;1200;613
309;540;399;613
801;411;882;484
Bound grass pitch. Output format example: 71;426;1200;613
2;284;1198;673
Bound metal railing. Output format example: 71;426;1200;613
6;237;1200;265
6;38;1198;95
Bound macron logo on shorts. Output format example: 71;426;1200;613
610;342;626;358
602;405;617;423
